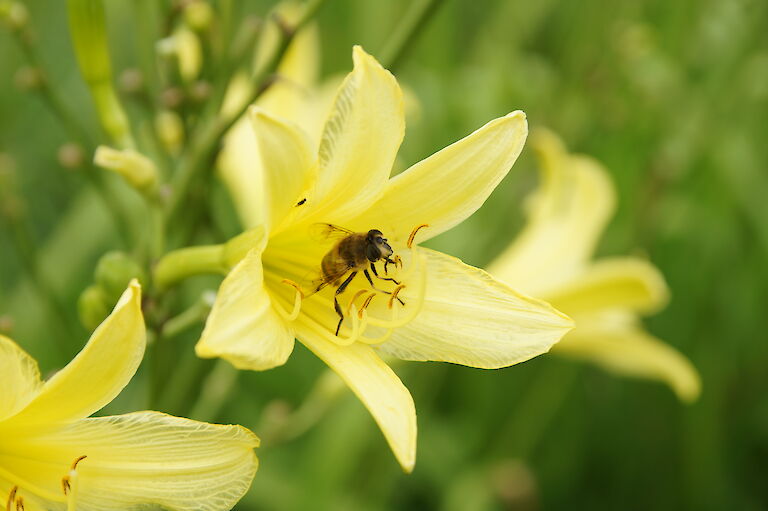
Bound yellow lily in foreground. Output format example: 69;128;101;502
190;47;573;471
488;129;700;402
0;281;258;511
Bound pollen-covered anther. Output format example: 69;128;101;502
358;293;377;319
6;486;17;511
393;255;403;269
407;224;429;249
14;497;23;511
388;285;406;309
277;279;304;321
62;455;86;511
346;289;369;315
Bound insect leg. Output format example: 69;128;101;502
364;269;405;306
370;262;400;285
334;271;358;335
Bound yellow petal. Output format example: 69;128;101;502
255;3;320;121
547;257;669;317
347;111;527;244
197;248;295;371
554;318;700;402
218;113;266;229
308;45;404;223
249;107;317;232
377;249;573;369
2;411;258;511
487;129;615;296
294;321;417;472
7;280;144;426
0;335;42;422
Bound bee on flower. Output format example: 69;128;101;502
157;46;573;471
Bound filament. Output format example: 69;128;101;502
366;253;428;330
275;279;304;321
346;289;369;315
331;305;369;346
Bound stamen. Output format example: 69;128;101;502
359;293;376;318
276;279;304;321
346;289;369;315
6;486;17;511
387;284;406;309
333;305;369;346
366;253;428;330
407;224;429;249
62;456;86;511
393;255;403;269
0;468;66;504
14;497;23;511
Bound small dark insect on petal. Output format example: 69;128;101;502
296;198;307;206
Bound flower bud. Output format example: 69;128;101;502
13;66;44;91
157;26;202;83
155;110;185;154
94;251;146;304
0;314;13;334
57;143;85;169
183;0;213;31
77;284;111;331
119;68;145;95
0;1;28;29
94;145;159;192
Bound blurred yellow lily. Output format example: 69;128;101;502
488;129;700;402
0;281;258;511
196;46;573;472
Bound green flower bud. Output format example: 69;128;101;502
94;251;146;303
0;1;29;30
183;0;213;31
94;145;159;192
78;284;111;331
155;110;185;154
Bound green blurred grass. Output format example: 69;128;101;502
2;0;768;509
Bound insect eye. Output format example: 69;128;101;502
375;236;383;244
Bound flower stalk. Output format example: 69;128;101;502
67;0;135;148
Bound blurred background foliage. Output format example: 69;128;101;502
1;0;768;509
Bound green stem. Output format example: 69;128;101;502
188;360;239;421
153;244;226;291
379;0;446;71
161;293;214;339
165;0;328;225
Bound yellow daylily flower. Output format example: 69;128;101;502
0;281;258;511
195;46;573;472
488;129;701;402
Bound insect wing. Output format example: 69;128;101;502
308;223;355;242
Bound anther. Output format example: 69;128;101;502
407;224;429;249
6;486;17;511
346;289;369;315
359;293;376;319
14;497;23;511
393;255;403;269
388;284;406;309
